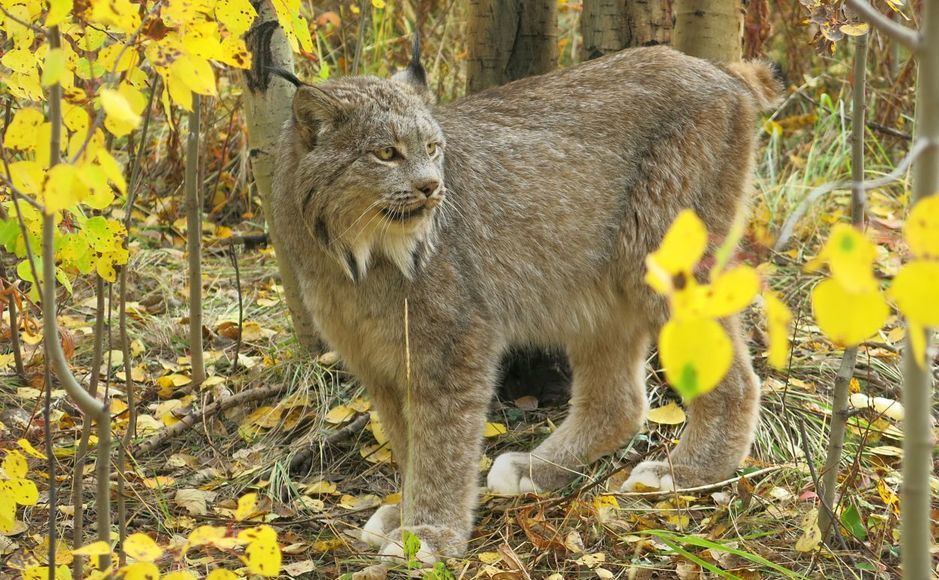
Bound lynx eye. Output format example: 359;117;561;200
426;142;438;156
374;147;398;161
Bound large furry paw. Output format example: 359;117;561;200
621;461;677;492
378;525;465;566
487;452;543;495
360;504;400;547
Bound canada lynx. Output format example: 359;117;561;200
271;45;782;561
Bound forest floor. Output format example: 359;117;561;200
1;69;933;580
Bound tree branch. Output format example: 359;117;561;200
845;0;920;51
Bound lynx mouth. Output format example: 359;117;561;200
380;204;428;222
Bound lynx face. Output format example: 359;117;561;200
289;76;446;280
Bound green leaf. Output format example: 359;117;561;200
840;504;867;541
402;530;422;569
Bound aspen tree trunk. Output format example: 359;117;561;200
581;0;672;60
673;0;743;62
465;0;557;93
902;0;938;575
244;0;321;353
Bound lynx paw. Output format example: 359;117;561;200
621;461;677;492
360;505;400;547
487;452;543;495
379;525;464;566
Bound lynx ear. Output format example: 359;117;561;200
392;32;434;104
292;85;343;148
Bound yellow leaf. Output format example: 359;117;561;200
304;481;337;494
18;438;48;459
659;317;732;400
794;508;821;552
215;0;257;36
3;108;44;150
646;402;686;425
904;196;939;259
483;422;508;437
478;552;502;564
338;494;381;510
170;54;217;97
72;540;112;556
3;450;28;478
123;533;163;562
163;572;199;580
41;48;67;87
206;570;238;580
100;88;141;137
235;493;258;521
678;265;759;319
188;525;232;548
890;260;939;328
4;478;39;505
9;160;44;195
324;404;357;424
644;209;707;294
0;493;15;533
1;49;38;74
811;279;888;347
43;163;87;214
240;525;281;577
359;443;392;463
811;224;878;293
46;0;73;25
121;561;160;580
840;22;870;36
371;0;385;7
765;293;792;369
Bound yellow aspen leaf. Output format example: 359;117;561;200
98;44;139;73
95;148;127;195
371;0;385;7
43;163;87;214
765;293;792;369
216;36;252;69
3;108;44;150
235;493;258;521
337;494;380;510
3;450;28;478
4;478;39;505
170;54;217;97
646;402;686;425
904;196;939;259
840;22;870;36
46;0;73;26
89;0;140;32
687;265;759;319
9;160;44;195
359;443;392;463
123;533;163;562
889;260;939;327
41;48;67;87
909;321;928;369
811;279;888;347
22;565;72;580
658;317;732;400
483;422;508;437
18;438;48;459
239;525;281;577
369;413;388;445
645;209;707;294
215;0;257;36
292;14;314;53
324;404;356;424
187;525;232;548
100;88;141;137
206;570;238;580
1;49;37;74
71;540;112;556
794;508;822;552
809;224;878;293
0;493;15;533
121;562;160;580
304;481;337;494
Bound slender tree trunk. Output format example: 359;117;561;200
819;33;867;540
903;0;938;576
465;0;558;93
244;0;322;353
673;0;743;62
186;96;206;385
581;0;672;60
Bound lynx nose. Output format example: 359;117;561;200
414;179;440;198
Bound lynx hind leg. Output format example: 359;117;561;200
488;326;650;494
360;504;400;547
623;315;761;491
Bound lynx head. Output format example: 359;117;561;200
283;43;445;283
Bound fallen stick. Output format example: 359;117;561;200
134;383;290;455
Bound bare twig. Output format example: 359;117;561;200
186;95;206;385
773;137;935;251
845;0;920;51
134;383;290;454
229;244;243;373
287;413;372;473
44;361;56;580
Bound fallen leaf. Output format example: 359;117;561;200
647;402;687;425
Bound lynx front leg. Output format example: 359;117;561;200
378;359;495;563
359;385;407;547
623;315;761;491
489;325;650;494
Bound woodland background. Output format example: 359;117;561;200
0;0;937;577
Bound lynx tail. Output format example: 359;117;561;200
725;61;785;112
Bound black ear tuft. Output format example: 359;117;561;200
392;31;430;94
768;62;787;88
268;67;305;88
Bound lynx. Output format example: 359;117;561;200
270;44;782;562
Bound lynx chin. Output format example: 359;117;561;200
270;44;782;562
